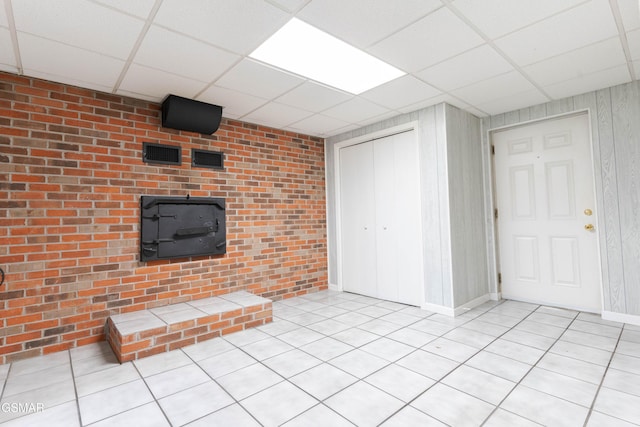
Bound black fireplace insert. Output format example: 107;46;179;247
140;195;226;261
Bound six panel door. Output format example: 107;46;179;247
493;114;601;312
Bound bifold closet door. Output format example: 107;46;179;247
339;130;423;305
339;141;377;298
374;131;423;305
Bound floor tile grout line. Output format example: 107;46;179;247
582;323;625;426
179;347;265;427
482;305;579;425
68;349;84;427
378;300;541;426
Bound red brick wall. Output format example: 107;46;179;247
0;72;328;364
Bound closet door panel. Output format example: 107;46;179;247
390;132;423;305
339;142;377;297
373;137;397;302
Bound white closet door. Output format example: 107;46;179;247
338;130;423;306
339;141;377;297
374;131;423;305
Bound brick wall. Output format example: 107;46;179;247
0;72;328;364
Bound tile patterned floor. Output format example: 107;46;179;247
1;290;640;426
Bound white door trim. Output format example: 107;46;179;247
333;121;425;305
488;110;605;313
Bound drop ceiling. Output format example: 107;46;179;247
0;0;638;137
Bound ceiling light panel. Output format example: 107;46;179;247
249;18;405;94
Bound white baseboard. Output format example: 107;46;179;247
490;292;501;301
421;302;455;317
454;294;491;316
422;294;491;317
602;310;640;326
328;283;341;292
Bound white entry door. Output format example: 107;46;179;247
493;114;601;312
338;130;423;306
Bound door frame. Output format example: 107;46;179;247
333;121;425;305
488;110;604;313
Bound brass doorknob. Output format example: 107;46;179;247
584;224;594;231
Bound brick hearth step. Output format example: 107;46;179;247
106;291;272;362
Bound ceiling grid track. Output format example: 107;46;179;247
608;0;637;81
111;0;164;94
441;0;558;103
4;0;22;75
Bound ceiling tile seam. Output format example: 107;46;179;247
85;0;149;22
4;0;22;75
148;22;245;59
233;80;310;122
441;0;553;102
112;0;164;94
192;57;246;100
362;4;447;51
263;0;312;15
407;70;491;116
608;0;637;81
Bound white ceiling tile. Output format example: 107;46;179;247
0;28;16;69
356;110;401;127
288;114;351;136
154;0;289;54
618;0;640;31
298;0;442;48
494;0;619;66
118;64;207;100
542;64;631;99
322;97;391;123
0;63;19;74
92;0;156;19
197;85;268;117
416;44;514;91
524;37;627;87
452;0;586;39
242;102;314;128
0;3;8;27
361;75;441;110
215;59;305;100
634;60;640;77
18;32;124;89
452;71;539;106
628;29;640;60
134;26;240;83
12;0;144;59
474;89;549;115
275;81;353;112
397;93;472;114
268;0;311;13
368;7;484;72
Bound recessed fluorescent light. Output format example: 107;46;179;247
249;18;405;95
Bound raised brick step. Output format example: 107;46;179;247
106;291;272;362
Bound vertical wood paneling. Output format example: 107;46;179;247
436;104;454;307
574;91;611;311
419;106;446;306
547;98;575;116
529;104;547;120
611;82;640;314
596;88;626;313
447;105;488;306
504;111;521;126
518;108;531;122
481;117;498;295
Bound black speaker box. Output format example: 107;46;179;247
161;95;223;135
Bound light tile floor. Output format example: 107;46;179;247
1;290;640;426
